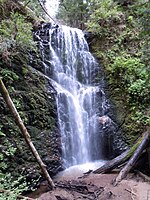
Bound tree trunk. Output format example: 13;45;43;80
0;79;55;189
93;133;147;174
114;131;150;186
93;150;129;174
37;0;56;23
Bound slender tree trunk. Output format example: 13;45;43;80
37;0;57;23
93;133;147;174
93;149;129;174
0;79;55;189
114;131;150;186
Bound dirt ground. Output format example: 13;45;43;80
28;172;150;200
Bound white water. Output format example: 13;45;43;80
40;25;109;168
54;160;106;180
49;26;105;168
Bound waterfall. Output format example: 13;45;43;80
35;24;118;169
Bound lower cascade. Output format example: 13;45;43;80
35;24;124;169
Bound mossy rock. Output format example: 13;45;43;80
0;50;62;185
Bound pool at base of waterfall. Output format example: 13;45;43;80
54;160;107;180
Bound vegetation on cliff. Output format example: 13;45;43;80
57;0;150;142
0;0;61;198
87;0;150;140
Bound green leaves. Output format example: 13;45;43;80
11;12;35;49
0;173;27;200
86;0;150;131
0;12;36;57
1;69;19;82
87;0;121;33
111;56;144;77
57;0;91;28
110;55;150;102
128;79;147;96
21;0;46;18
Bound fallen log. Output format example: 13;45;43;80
93;150;129;174
93;133;147;174
0;79;55;189
114;130;150;185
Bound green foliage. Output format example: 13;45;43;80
90;0;119;19
109;55;149;99
128;78;149;101
130;109;150;126
57;0;123;29
57;0;90;28
0;138;17;170
87;0;122;33
138;3;150;65
0;12;36;53
86;0;150;136
0;69;19;82
21;0;46;19
0;123;29;199
3;142;16;157
0;37;13;55
0;0;58;193
0;173;27;200
110;56;144;83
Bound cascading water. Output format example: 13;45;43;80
50;26;103;168
35;24;122;169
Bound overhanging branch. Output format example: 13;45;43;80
37;0;57;23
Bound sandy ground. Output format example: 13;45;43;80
28;172;150;200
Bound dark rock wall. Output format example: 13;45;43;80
0;49;62;184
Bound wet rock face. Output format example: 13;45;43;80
83;31;95;47
0;40;62;186
27;127;63;177
33;22;59;43
97;114;128;159
31;22;60;76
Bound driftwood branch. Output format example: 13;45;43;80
93;149;129;174
37;0;57;23
0;79;55;189
93;133;147;174
93;129;150;185
114;131;150;185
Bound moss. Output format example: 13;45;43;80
124;134;145;161
0;0;45;24
0;42;61;185
88;1;149;144
0;0;62;192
